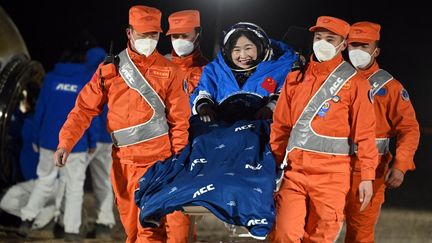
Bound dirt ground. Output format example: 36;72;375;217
1;196;432;242
2;173;432;243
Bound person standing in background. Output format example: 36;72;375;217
344;21;420;243
18;34;101;242
166;10;208;95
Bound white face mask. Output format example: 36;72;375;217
133;38;158;57
172;39;195;57
349;49;376;69
313;39;344;62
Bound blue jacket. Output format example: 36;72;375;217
32;48;106;152
98;105;112;143
135;118;276;239
20;113;39;180
190;40;298;114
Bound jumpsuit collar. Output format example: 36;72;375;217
126;43;158;70
357;60;380;78
171;47;203;68
309;53;345;74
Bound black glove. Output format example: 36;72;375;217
198;104;216;123
254;106;273;120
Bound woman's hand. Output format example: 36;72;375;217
254;106;273;120
198;104;216;123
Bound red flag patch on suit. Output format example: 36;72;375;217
261;77;277;93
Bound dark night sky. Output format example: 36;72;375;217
2;0;431;125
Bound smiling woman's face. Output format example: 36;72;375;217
231;35;258;69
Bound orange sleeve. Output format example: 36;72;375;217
58;71;105;152
165;68;191;154
270;75;294;165
387;81;420;173
187;66;205;95
350;76;379;180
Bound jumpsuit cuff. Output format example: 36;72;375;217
360;169;375;181
192;90;213;115
392;159;415;174
268;93;280;102
265;100;277;112
57;142;72;153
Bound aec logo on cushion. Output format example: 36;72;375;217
192;184;215;198
190;158;207;171
247;218;268;226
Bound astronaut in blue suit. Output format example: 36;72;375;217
190;22;298;123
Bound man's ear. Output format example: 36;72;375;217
341;40;348;51
374;47;381;58
126;28;132;39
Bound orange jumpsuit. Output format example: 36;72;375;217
170;48;208;95
58;47;191;243
269;54;378;243
169;47;207;240
344;62;420;243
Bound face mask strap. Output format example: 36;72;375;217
189;32;200;51
370;47;378;57
334;40;345;54
130;30;136;45
193;32;200;44
366;47;378;67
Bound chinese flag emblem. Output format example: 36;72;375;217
261;77;277;93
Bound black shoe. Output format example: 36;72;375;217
53;221;65;239
64;232;82;242
95;223;112;240
17;219;33;238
